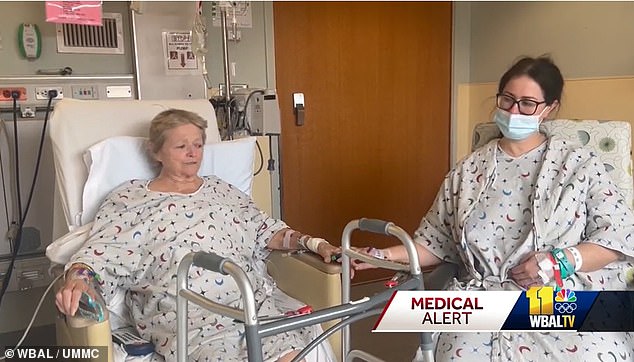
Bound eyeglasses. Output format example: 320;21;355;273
496;93;546;116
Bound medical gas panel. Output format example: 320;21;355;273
0;75;135;292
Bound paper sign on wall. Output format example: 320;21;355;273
164;31;198;72
45;1;103;26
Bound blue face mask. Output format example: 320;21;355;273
494;108;548;140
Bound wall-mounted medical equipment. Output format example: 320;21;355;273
0;75;136;294
231;88;281;136
18;23;41;60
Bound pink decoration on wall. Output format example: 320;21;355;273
45;1;103;26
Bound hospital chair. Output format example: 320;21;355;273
44;98;342;361
472;119;634;207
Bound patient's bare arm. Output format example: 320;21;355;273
267;228;341;263
352;243;443;270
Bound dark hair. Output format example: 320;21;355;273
497;56;564;106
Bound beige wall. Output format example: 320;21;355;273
0;1;132;75
453;2;634;163
468;2;634;82
455;77;634;161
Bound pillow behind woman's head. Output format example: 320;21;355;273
81;136;256;224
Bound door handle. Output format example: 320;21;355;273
293;92;305;126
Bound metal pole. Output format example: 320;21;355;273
176;253;194;362
220;8;233;139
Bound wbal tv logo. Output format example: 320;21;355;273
527;286;577;329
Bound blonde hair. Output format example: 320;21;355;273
148;109;208;153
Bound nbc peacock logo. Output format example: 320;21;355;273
554;289;578;315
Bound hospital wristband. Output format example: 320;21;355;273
282;229;294;249
551;248;575;279
298;234;311;250
65;263;101;283
368;248;387;260
547;253;563;289
566;246;583;271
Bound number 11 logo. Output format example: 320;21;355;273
526;286;554;315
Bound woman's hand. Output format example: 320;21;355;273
350;247;386;271
509;252;545;289
55;278;91;317
315;241;341;263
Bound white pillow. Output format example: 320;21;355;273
81;136;256;224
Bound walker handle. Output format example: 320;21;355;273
193;252;228;274
358;218;394;235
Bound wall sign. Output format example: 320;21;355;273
163;31;198;74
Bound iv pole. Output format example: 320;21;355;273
220;7;233;140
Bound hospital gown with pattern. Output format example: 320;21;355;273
417;137;634;361
70;175;316;361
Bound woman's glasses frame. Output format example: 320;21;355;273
496;93;546;116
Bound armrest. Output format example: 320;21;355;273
266;251;342;361
51;265;114;362
50;265;110;328
266;251;341;309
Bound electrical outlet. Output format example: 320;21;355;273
0;87;27;101
35;86;64;100
71;85;99;99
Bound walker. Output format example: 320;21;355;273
176;218;437;362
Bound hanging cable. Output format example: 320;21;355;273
267;134;276;172
0;123;11;229
21;92;54;228
253;140;264;176
0;92;23;308
0;90;55;307
11;93;23;231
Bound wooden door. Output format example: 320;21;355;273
274;2;452;282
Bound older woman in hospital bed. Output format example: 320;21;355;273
55;109;340;361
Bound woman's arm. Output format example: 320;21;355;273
564;243;620;272
352;242;443;270
267;228;341;263
509;243;622;289
384;243;444;268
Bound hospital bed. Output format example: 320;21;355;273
44;98;342;361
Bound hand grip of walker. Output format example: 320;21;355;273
358;218;394;235
193;252;228;274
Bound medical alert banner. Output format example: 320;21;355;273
374;288;634;332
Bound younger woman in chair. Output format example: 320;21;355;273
354;56;634;360
56;109;340;361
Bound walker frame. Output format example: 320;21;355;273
176;218;436;362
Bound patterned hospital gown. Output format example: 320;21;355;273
416;136;634;361
70;175;317;361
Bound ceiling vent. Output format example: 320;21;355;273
56;12;124;54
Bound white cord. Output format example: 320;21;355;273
0;273;62;360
